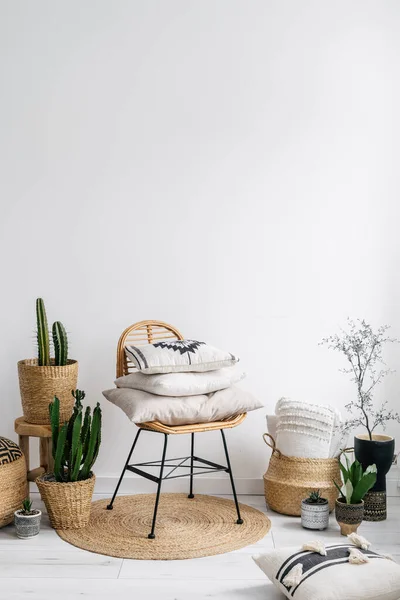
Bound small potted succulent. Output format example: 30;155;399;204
301;490;329;530
14;498;41;539
36;390;101;529
18;298;78;424
334;454;377;535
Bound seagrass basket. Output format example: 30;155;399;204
0;438;28;527
18;359;78;424
36;473;95;529
263;433;340;516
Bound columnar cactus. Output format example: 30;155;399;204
36;298;50;366
49;390;102;482
35;298;69;366
52;321;68;366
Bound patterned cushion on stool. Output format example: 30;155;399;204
0;437;27;527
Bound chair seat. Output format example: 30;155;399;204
138;413;247;435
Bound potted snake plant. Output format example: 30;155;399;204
18;298;78;424
334;455;377;535
36;390;101;529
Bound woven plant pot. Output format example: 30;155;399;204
36;473;95;529
18;359;78;424
263;433;340;516
335;498;364;536
0;438;28;528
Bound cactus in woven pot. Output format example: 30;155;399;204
50;391;102;482
18;298;78;425
36;391;102;529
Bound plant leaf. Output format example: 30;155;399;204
352;471;377;504
345;479;353;504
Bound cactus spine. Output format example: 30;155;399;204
36;298;50;366
49;390;102;482
52;321;68;366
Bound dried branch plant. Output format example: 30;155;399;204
321;318;400;440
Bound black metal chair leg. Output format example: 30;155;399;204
188;432;195;498
148;433;169;539
107;428;142;510
220;429;243;524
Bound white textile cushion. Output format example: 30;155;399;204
266;414;278;440
275;398;341;459
115;366;246;397
103;386;262;425
253;544;400;600
125;340;238;374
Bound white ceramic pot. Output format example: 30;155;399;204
14;509;42;539
301;499;329;530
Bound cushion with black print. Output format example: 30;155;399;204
125;340;239;374
253;543;400;600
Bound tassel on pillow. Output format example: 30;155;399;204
283;563;303;587
348;547;369;564
302;541;327;556
347;533;371;551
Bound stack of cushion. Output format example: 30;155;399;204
103;339;263;425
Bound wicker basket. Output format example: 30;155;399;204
36;473;95;529
263;433;340;516
18;359;78;425
0;439;28;528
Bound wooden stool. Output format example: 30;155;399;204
14;417;54;487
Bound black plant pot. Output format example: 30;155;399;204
354;434;394;522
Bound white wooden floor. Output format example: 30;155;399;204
0;494;399;599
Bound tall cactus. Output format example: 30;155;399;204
36;298;50;366
52;321;68;366
49;391;102;482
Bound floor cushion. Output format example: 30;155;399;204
253;544;400;600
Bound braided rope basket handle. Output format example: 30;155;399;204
263;433;282;457
340;447;354;458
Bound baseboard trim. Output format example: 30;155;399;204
92;475;264;495
30;473;400;497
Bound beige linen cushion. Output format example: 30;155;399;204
115;366;246;397
103;385;262;425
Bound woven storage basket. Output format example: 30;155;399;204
18;359;78;425
263;433;340;516
36;473;95;529
0;438;28;527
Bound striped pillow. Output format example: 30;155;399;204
253;544;400;600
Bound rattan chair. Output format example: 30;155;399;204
107;320;246;538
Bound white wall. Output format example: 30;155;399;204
1;0;400;494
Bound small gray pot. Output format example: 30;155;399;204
301;498;329;530
14;509;41;539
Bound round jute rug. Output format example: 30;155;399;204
57;493;271;560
